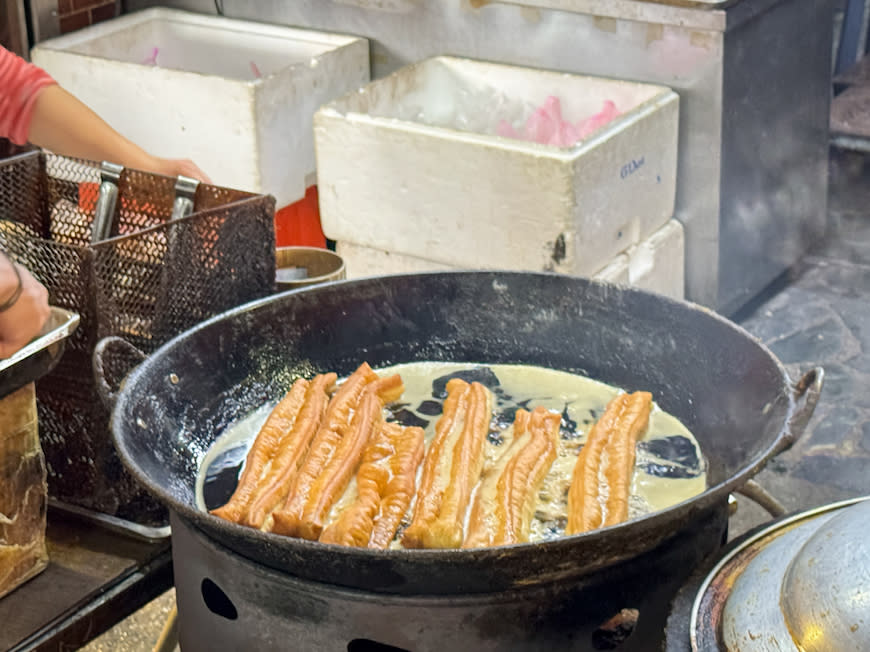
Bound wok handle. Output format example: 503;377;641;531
730;368;824;520
92;336;147;410
735;480;787;517
772;367;825;457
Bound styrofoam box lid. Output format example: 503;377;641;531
34;7;362;83
320;56;676;156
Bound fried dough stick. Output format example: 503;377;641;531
271;365;404;540
235;373;337;530
464;406;560;548
566;391;652;534
402;379;493;549
319;421;425;548
210;378;310;524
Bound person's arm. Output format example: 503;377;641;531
0;252;50;359
27;85;210;181
1;46;210;182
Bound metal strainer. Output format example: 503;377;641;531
0;150;275;528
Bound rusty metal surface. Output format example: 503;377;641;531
0;151;275;526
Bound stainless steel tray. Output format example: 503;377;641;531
48;499;171;543
0;307;80;399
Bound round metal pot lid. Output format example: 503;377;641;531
689;495;870;651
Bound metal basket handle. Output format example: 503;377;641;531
92;335;147;409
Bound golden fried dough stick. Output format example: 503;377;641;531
210;378;310;524
602;392;652;527
269;363;378;536
566;391;652;534
367;426;424;548
367;373;405;405
402;379;493;549
292;389;383;539
271;364;404;540
566;415;609;535
319;421;425;548
464;406;560;548
238;373;337;530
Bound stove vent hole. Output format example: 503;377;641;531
591;608;639;650
201;578;238;620
347;639;411;652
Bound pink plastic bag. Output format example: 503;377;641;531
576;100;620;139
497;120;519;139
142;47;159;66
498;96;621;147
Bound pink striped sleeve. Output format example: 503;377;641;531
0;47;57;145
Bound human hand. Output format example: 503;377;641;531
148;156;213;184
0;256;51;359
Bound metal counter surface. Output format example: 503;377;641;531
0;507;172;652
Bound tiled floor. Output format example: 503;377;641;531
78;153;870;651
733;151;870;526
79;589;175;651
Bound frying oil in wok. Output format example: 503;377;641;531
197;363;707;544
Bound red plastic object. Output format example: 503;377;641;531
78;181;99;213
275;185;326;249
77;181;158;216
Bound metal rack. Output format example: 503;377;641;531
0;150;275;528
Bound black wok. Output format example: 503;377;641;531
109;272;821;595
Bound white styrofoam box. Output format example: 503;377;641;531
337;241;456;279
338;218;685;300
594;254;631;286
315;56;678;276
32;8;369;207
593;219;685;300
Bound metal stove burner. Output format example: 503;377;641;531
170;505;727;652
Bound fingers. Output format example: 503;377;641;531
0;263;51;359
151;157;213;184
175;159;213;184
